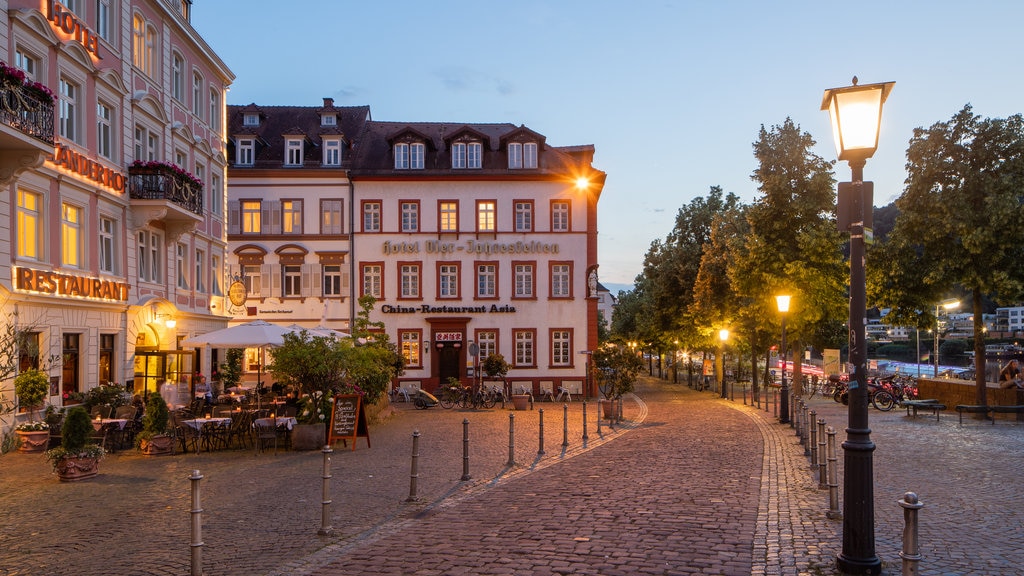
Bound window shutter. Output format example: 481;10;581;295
261;264;273;297
228;201;239;235
342;271;350;290
301;264;313;297
265;200;281;235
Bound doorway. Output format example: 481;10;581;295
437;343;461;384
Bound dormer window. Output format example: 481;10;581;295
452;141;482;169
323;138;342;166
508;142;538;169
395;142;425;170
237;138;254;165
243;113;259;126
285;139;304;166
321;114;337;127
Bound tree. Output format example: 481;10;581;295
592;345;644;399
869;105;1024;405
219;348;244;391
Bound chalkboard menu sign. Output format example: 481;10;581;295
328;394;370;450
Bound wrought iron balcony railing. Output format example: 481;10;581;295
0;78;55;145
128;164;204;215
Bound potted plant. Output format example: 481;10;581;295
14;368;50;452
136;393;174;456
592;346;644;419
290;393;333;450
45;406;103;481
483;353;524;409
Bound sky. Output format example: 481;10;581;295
193;0;1024;292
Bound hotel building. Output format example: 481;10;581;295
1;0;232;415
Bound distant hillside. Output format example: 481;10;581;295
603;282;634;295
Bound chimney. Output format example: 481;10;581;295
323;97;334;108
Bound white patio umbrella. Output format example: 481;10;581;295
284;324;350;339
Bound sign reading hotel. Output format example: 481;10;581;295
50;144;126;192
46;1;102;57
14;267;129;302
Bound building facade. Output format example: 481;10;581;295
1;0;232;418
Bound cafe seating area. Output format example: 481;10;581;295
166;397;299;454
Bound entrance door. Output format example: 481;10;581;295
437;344;461;384
133;350;195;401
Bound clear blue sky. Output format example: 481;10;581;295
194;0;1024;291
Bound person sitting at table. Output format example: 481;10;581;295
999;359;1023;389
194;374;213;405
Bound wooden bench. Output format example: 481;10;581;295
989;405;1024;425
955;405;992;425
903;399;946;421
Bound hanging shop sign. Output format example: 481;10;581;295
14;267;129;301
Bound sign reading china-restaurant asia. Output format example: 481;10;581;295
14;267;129;302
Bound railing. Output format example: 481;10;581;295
0;79;55;145
128;165;204;215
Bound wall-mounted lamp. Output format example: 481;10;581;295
424;340;430;354
152;305;176;328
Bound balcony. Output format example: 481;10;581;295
0;76;55;183
128;163;204;237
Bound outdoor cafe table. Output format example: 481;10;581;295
253;416;297;430
91;418;128;431
182;417;232;430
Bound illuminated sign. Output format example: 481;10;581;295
380;304;517;314
382;240;561;255
434;332;462;342
50;144;126;191
46;1;101;58
15;267;129;301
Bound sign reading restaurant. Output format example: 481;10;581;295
383;240;560;255
14;267;130;301
381;303;517;314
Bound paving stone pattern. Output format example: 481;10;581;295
0;378;1020;575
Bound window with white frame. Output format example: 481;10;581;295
194;161;205;187
551;263;571;298
97;101;114;160
440;201;458;232
176;243;189;289
144;24;156;75
241;201;261;233
282;200;302;234
99;216;116;274
323;139;341;166
400;332;421;367
321;199;342;234
321;114;336;127
400;264;420;298
362;264;382;298
410;142;425;169
282;265;301;297
210;173;223;216
243;113;259;127
323;265;343;296
514;263;534;298
132;16;150;75
16;190;41;260
477;331;496;361
138;231;161;283
147;130;158;161
476;263;496;298
59;77;79;142
237;138;254;165
452;141;482;169
285;139;303;166
552;200;570;232
523;142;538;168
242;265;261;295
14;49;36;79
514;201;532;232
175;150;187;169
363;202;381;232
477;201;496;232
95;0;110;39
211;254;223;295
209;89;220;128
439;264;459;298
172;53;184;101
551;330;571;366
195;249;205;293
62;203;82;268
135;125;158;161
401;202;419;233
514;330;534;366
394;142;425;169
192;72;203;119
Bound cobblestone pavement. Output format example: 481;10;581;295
1;378;1021;575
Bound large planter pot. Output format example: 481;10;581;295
290;423;327;451
16;430;50;453
54;456;100;482
139;434;175;456
511;394;530;411
600;399;616;419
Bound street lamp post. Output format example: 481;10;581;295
673;340;679;384
719;329;729;398
822;76;894;576
776;295;791;424
934;298;960;377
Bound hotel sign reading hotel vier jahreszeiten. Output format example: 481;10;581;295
382;240;561;255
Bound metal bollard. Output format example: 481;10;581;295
808;410;817;463
802;404;811;456
406;430;420;502
743;383;748;405
816;419;827;489
899;491;924;576
190;469;203;576
596;403;602;435
826;426;841;519
507;413;516;466
538;409;545;455
582;401;589;442
795;400;803;439
562;403;569;447
461;419;471;481
318;445;334;536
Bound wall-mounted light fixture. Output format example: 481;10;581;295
152;305;176;328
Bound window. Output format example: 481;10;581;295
551;263;571;298
137;231;162;283
194;161;205;187
96;0;111;40
363;202;381;232
477;201;496;232
195;249;205;293
16;190;41;260
241;201;261;233
400;332;421;367
242;265;261;296
172;54;184;101
59;77;78;142
439;201;458;232
209;89;220;127
452;141;482;169
62;203;82;268
514;201;533;232
132;16;150;74
99;334;114;384
513;263;534;298
438;263;459;298
282;200;302;234
19;332;40;372
362;264;382;298
211;254;223;295
514;330;535;367
323;265;343;296
175;150;187;169
243;113;259;126
399;264;420;299
99;216;116;274
321;114;336;126
64;0;79;13
176;243;189;289
283;265;301;297
210;173;223;216
237;138;254;165
135;126;158;161
285;139;303;166
551;330;571;367
321;200;343;234
144;24;156;75
552;200;570;232
97;101;113;160
401;201;419;233
394;142;425;169
477;331;496;361
192;72;203;119
14;49;36;79
476;263;496;298
323;139;341;166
